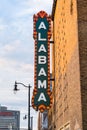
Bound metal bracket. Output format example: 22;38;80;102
50;41;54;44
50;78;55;81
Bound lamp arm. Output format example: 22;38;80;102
15;81;30;88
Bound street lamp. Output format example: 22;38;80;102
14;81;32;130
23;115;33;130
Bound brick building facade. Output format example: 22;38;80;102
48;0;87;130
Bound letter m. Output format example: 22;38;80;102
38;80;46;89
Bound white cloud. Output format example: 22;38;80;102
0;57;33;73
0;25;5;31
0;24;8;32
20;63;33;72
0;78;2;83
23;0;53;9
15;0;53;17
0;18;8;31
0;40;21;53
16;8;34;17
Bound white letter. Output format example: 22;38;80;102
38;93;47;102
38;44;46;52
38;22;46;30
38;56;46;64
38;33;46;41
38;68;46;76
38;80;46;89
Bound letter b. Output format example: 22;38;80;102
38;56;46;64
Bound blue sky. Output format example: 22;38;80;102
0;0;53;129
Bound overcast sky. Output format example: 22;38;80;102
0;0;53;129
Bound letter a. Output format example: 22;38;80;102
38;22;46;30
38;93;47;102
38;44;46;52
38;68;46;76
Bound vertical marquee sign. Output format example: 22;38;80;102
32;11;52;112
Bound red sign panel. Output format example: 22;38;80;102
0;112;13;116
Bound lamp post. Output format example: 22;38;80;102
31;116;33;130
14;81;31;130
23;116;33;130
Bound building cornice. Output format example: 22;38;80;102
51;0;57;21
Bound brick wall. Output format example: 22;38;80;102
77;0;87;130
51;0;86;130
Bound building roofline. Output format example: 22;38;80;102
51;0;57;21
